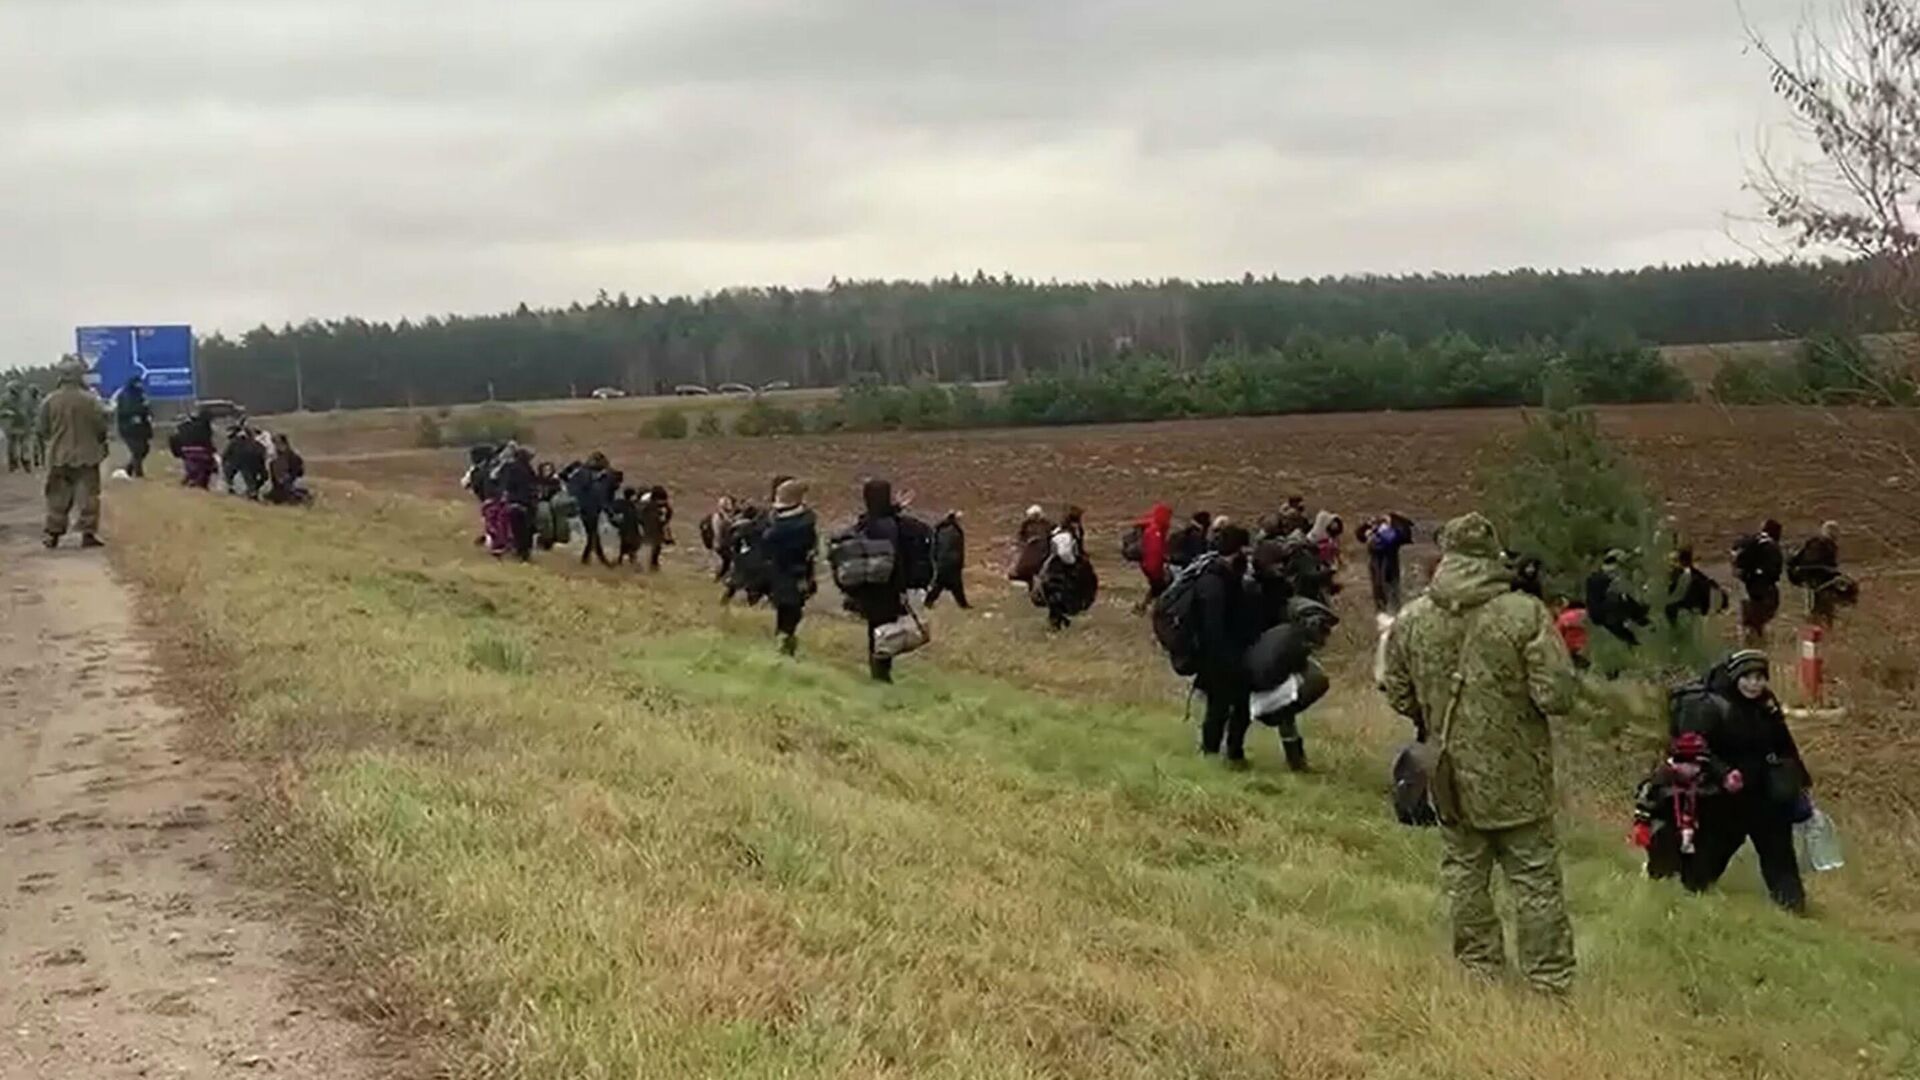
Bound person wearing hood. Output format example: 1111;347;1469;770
763;479;820;656
1670;650;1810;912
852;478;911;682
1383;513;1576;995
115;376;155;478
1245;596;1339;772
1134;503;1175;612
1167;510;1214;568
37;358;111;548
926;510;969;609
1307;511;1345;570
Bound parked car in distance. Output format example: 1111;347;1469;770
590;386;627;399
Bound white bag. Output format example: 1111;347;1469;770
1796;806;1845;873
1251;675;1303;721
872;608;930;659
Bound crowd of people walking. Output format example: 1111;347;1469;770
22;375;1856;1003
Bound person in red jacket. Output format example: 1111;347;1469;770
1141;503;1174;590
1133;502;1175;613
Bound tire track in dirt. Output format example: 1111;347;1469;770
0;475;388;1078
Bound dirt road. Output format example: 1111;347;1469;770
0;475;383;1078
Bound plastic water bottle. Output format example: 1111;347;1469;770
1797;807;1845;873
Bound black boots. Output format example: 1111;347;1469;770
1282;738;1309;773
778;633;797;657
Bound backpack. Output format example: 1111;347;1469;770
1120;523;1145;564
897;514;936;590
828;527;897;590
1150;554;1219;677
1666;680;1728;740
1389;513;1416;544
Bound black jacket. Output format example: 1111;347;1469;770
1733;534;1784;588
608;497;641;540
933;516;965;576
1789;536;1841;589
1678;663;1810;799
1192;559;1257;687
762;506;819;607
116;386;153;440
495;458;538;507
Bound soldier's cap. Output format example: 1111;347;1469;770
1437;513;1502;559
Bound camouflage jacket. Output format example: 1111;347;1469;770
38;381;110;468
1383;519;1572;830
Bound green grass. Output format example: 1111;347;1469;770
108;483;1920;1079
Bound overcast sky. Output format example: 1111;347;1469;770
1;0;1812;364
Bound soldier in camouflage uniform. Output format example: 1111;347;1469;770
1383;512;1577;994
24;383;47;469
2;380;31;473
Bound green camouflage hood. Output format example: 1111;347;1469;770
1428;513;1511;614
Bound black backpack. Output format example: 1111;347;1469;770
1120;523;1146;564
1151;554;1218;676
897;514;936;590
1667;679;1727;739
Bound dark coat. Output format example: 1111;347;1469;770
1732;534;1784;588
933;515;965;577
1191;558;1258;690
1678;662;1810;807
495;457;538;507
115;384;153;441
763;505;819;608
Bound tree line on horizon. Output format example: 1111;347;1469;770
192;260;1874;413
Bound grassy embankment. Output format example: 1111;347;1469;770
109;481;1920;1079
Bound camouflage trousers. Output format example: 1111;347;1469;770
1440;818;1575;994
5;430;31;472
45;464;101;539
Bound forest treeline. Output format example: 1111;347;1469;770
605;332;1689;443
196;261;1870;413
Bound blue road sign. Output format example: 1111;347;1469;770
76;325;197;401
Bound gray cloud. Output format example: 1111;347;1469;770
1;0;1811;365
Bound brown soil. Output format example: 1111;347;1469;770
320;403;1916;564
0;474;390;1078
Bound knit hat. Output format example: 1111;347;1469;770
1725;649;1769;681
1025;504;1044;519
773;478;808;509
